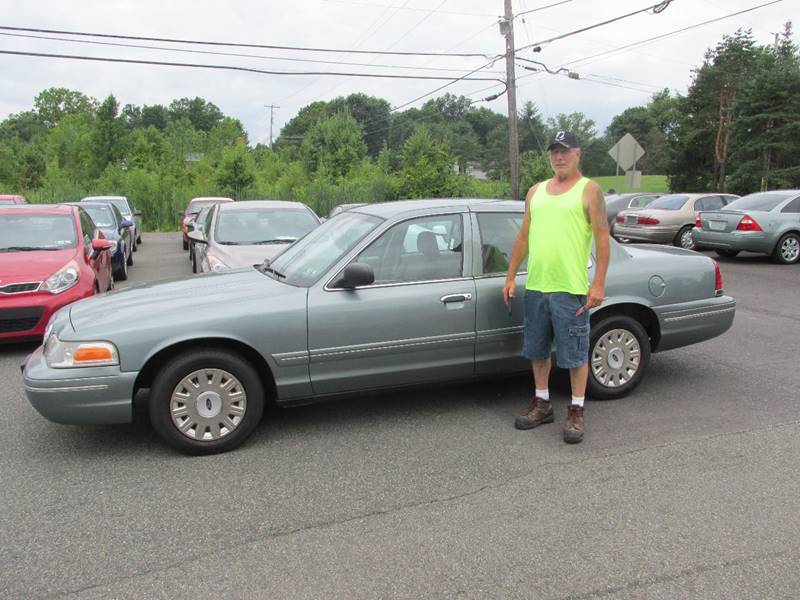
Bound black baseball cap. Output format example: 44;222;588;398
547;130;579;150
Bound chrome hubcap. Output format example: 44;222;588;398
781;238;799;262
170;368;247;441
591;328;641;388
680;230;694;249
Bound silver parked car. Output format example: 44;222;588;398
614;193;738;249
605;193;663;227
693;190;800;264
190;200;321;273
81;196;143;250
22;199;735;454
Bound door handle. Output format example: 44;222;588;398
441;293;473;303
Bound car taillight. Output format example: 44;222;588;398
736;214;762;231
695;212;702;228
616;215;624;223
637;216;660;225
713;259;723;295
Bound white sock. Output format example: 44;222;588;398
571;395;585;408
536;389;550;402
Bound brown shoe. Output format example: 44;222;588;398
563;405;584;444
514;397;554;430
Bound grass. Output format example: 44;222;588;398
593;175;669;193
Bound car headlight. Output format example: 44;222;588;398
40;260;80;294
44;335;119;368
208;255;229;272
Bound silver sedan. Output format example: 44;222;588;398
22;199;736;455
693;190;800;264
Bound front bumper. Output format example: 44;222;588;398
613;223;680;244
693;228;774;254
22;345;137;424
0;283;93;342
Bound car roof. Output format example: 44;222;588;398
0;204;75;215
351;198;521;218
81;195;127;201
0;194;26;200
189;197;233;203
740;189;800;197
216;200;310;211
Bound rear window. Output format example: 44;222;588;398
645;195;689;210
81;204;116;228
0;214;77;250
725;192;794;212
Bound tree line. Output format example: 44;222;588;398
0;24;796;230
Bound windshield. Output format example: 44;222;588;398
725;192;793;212
268;211;382;287
0;214;77;250
646;195;689;210
187;200;219;213
85;197;131;215
81;204;115;228
215;207;319;244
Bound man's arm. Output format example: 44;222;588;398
502;184;536;306
577;180;610;316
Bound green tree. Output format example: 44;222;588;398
33;87;96;128
328;93;391;157
90;95;127;177
215;143;256;198
518;101;547;154
399;126;457;198
300;111;366;179
168;97;224;132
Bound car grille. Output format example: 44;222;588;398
0;281;42;294
0;307;45;333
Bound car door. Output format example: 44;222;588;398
110;204;130;259
78;208;110;291
306;212;477;395
471;210;529;376
196;206;216;272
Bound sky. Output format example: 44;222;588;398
0;0;794;145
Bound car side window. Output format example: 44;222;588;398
781;197;800;213
630;196;650;208
703;196;726;211
77;209;95;244
356;214;463;284
204;206;216;237
476;213;523;275
110;204;123;227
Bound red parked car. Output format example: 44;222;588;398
0;194;28;205
179;197;233;250
0;205;113;342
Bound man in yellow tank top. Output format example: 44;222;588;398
502;131;610;444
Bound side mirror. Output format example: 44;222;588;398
91;238;113;258
332;262;374;289
187;221;197;232
134;210;142;217
120;219;134;229
187;230;207;243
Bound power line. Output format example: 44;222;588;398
317;0;497;18
0;49;506;82
0;24;492;58
0;31;504;75
515;0;574;19
515;0;677;53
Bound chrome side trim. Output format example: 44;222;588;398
662;306;736;323
310;332;475;361
272;351;310;366
325;276;472;292
24;384;109;393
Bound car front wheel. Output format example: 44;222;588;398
149;349;265;455
588;315;651;400
773;232;800;264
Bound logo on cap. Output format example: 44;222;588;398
555;131;566;142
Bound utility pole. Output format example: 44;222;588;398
264;104;279;148
502;0;520;200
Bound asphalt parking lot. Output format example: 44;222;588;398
2;232;798;599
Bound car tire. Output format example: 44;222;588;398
715;249;740;258
772;232;800;265
148;349;265;455
132;235;137;252
115;256;128;281
182;239;189;251
126;246;134;266
675;225;695;250
588;314;651;400
191;248;198;273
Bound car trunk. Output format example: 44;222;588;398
698;209;749;233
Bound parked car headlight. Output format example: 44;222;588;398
44;335;119;368
208;255;229;272
40;260;80;294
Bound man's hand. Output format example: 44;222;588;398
576;282;605;316
503;279;516;307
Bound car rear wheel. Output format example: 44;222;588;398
114;255;128;281
588;315;651;400
126;246;134;266
182;239;189;251
675;225;695;250
149;349;265;455
772;232;800;265
715;249;740;258
191;247;198;273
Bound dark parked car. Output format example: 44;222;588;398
81;196;143;250
22;199;735;454
66;202;134;280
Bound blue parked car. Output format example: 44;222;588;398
66;202;134;281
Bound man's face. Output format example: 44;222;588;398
548;146;581;178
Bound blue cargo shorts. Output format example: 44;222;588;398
522;290;590;369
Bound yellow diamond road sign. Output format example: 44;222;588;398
608;133;645;172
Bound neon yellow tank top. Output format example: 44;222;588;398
526;177;592;295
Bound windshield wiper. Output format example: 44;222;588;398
0;246;62;252
256;259;286;278
251;238;297;245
